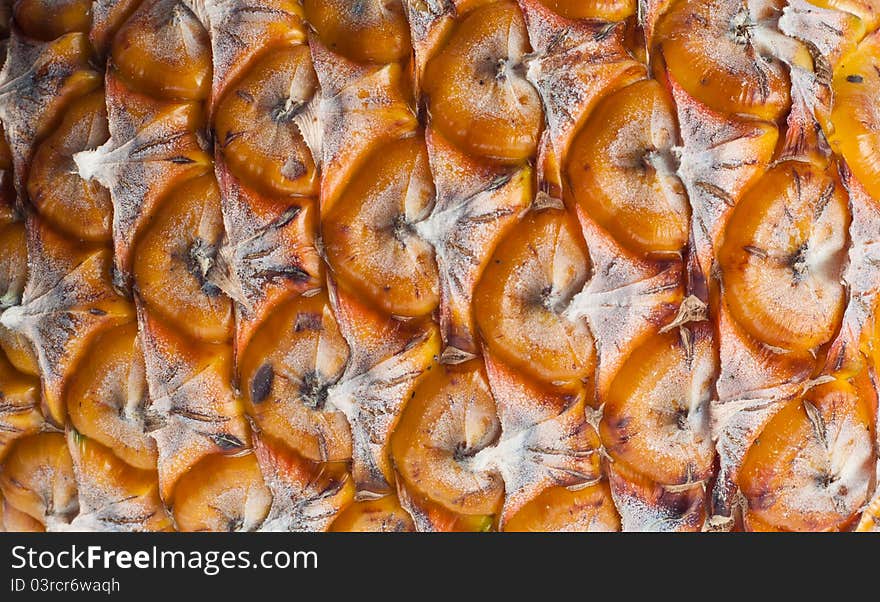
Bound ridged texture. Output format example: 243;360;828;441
0;0;878;532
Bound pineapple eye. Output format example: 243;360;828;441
422;1;543;164
111;0;212;101
391;361;504;519
474;209;595;386
0;433;78;527
66;323;157;472
27;90;112;243
718;162;849;354
322;136;439;318
655;0;791;120
238;292;352;465
132;173;233;344
566;79;689;257
739;380;874;532
67;435;173;532
600;330;715;488
213;45;319;198
171;453;271;532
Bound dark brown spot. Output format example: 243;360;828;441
251;363;274;404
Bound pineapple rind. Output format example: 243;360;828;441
0;0;878;532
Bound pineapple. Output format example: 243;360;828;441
0;0;878;534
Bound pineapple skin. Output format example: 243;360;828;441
0;0;878;532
